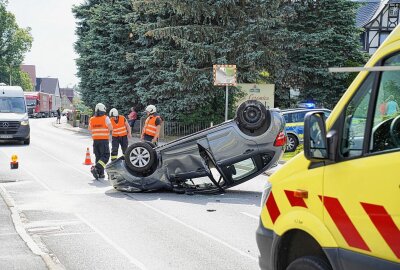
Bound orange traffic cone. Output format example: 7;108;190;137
83;147;93;165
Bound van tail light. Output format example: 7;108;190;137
274;131;286;147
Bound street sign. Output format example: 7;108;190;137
213;65;237;86
236;84;275;109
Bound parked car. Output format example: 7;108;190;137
106;100;286;194
0;84;30;145
281;108;331;152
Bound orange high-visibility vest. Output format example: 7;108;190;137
111;116;128;137
89;115;109;140
143;115;161;137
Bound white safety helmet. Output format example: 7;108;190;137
95;103;106;112
145;104;156;114
109;108;118;117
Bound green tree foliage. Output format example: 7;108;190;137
275;0;368;108
11;69;33;90
73;0;138;116
128;0;282;121
74;0;282;122
0;1;33;87
74;0;366;119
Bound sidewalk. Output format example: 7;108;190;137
0;186;48;269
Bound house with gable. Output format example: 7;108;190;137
355;0;400;54
59;87;75;110
35;77;62;114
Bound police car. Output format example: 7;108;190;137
281;107;331;152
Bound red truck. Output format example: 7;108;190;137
24;92;51;118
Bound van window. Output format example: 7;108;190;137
341;74;374;158
0;97;26;113
370;52;400;152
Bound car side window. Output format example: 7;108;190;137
283;114;290;123
292;112;307;123
229;158;257;181
341;74;374;158
370;52;400;152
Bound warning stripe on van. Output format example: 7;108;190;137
319;196;370;251
266;191;400;258
361;202;400;259
266;192;280;224
284;190;308;208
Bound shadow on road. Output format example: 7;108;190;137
104;188;262;207
0;141;29;147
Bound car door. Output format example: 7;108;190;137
323;52;400;265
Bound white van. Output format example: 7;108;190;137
0;83;30;145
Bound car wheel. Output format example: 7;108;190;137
124;142;156;173
287;256;331;270
286;134;298;152
236;100;271;136
23;138;30;145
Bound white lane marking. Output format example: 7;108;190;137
76;214;147;270
22;168;52;192
127;195;258;262
240;212;259;220
31;146;93;178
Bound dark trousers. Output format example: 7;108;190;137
143;134;158;146
111;136;128;161
93;140;110;175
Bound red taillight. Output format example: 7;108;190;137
274;131;286;147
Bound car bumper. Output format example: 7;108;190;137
256;221;275;270
0;125;30;141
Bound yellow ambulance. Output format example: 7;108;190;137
256;26;400;270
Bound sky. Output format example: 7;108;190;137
7;0;84;88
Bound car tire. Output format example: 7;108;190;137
124;142;156;173
23;138;30;145
236;100;271;136
287;256;331;270
286;134;298;152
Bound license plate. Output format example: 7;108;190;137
0;135;13;139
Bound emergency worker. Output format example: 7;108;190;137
109;108;132;161
88;103;113;180
141;105;162;145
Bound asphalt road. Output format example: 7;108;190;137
0;117;272;270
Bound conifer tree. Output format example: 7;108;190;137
276;0;367;108
127;0;283;121
74;0;139;115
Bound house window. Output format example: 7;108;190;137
389;4;399;18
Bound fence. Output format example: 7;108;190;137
140;118;218;138
72;113;218;138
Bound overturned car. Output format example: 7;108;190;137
106;100;286;194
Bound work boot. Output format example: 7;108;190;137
90;166;99;180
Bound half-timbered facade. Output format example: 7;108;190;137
356;0;400;54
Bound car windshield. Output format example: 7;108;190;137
0;97;26;113
25;99;36;106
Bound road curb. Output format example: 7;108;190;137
0;184;64;270
52;121;90;135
